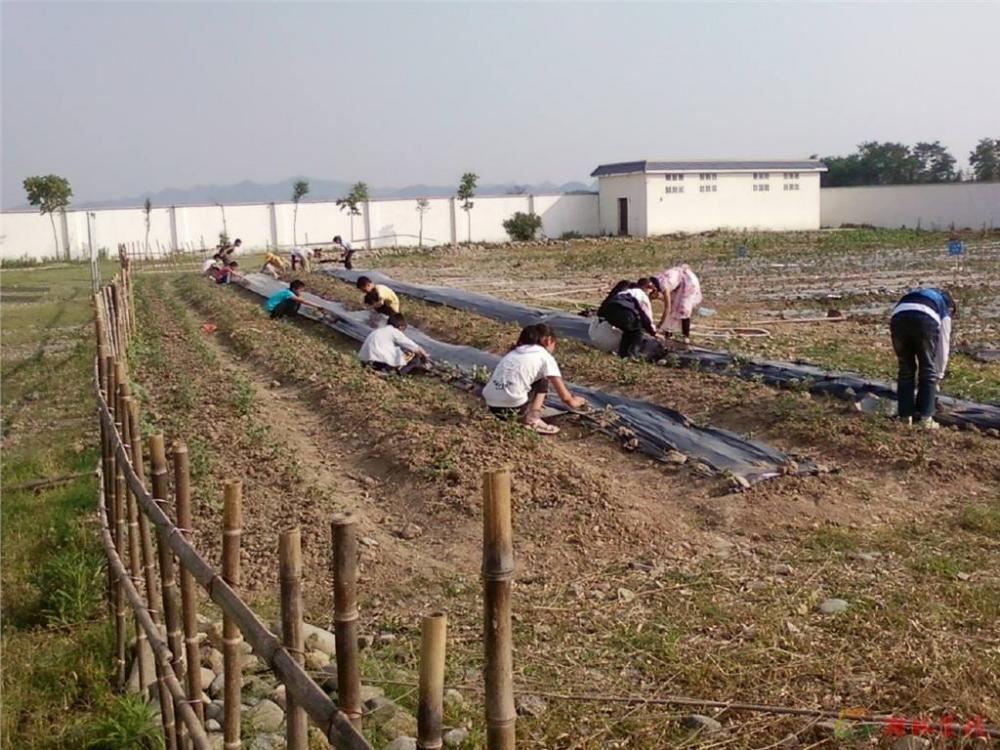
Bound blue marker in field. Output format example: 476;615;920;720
948;240;964;256
737;245;748;259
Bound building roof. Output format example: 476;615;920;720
590;160;827;177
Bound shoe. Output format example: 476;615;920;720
919;417;939;430
524;418;560;435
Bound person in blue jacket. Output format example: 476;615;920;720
889;287;955;429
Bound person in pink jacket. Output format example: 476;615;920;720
655;264;703;342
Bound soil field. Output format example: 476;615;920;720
125;228;998;749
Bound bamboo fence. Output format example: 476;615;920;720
92;258;1000;748
91;263;517;749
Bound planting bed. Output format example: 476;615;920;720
126;229;999;749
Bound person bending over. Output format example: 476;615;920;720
333;236;356;269
595;278;659;358
358;313;431;375
202;253;223;275
482;323;586;435
213;261;240;284
265;279;325;319
261;251;286;279
289;246;310;273
357;276;400;315
655;263;702;342
889;287;955;429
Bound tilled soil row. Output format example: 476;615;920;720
133;273;1000;749
301;271;1000;530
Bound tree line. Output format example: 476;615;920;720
821;137;1000;187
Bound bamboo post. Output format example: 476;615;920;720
151;433;189;750
115;372;151;696
417;613;447;750
106;357;128;689
279;528;308;750
173;440;205;729
482;469;515;750
331;513;362;729
123;393;177;750
222;480;243;750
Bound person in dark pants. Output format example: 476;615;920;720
889;287;955;429
596;278;659;358
264;279;325;319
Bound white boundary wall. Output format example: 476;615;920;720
820;183;1000;230
0;193;600;261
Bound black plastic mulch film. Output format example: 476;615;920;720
320;269;1000;433
236;274;813;486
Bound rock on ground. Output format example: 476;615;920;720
515;694;547;717
303;623;337;656
443;727;469;748
682;714;724;733
381;711;417;740
247;699;285;733
818;598;849;614
382;738;416;750
443;688;465;712
364;695;399;724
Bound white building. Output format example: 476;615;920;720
592;160;827;236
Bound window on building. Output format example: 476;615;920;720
665;186;684;194
699;185;717;193
665;173;683;181
699;173;717;181
783;172;800;179
783;183;800;191
753;172;770;180
753;184;770;192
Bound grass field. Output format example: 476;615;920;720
3;229;998;749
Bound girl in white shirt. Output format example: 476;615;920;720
483;324;586;435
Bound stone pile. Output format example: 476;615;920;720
126;616;472;750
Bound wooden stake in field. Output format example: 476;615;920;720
106;357;128;690
222;480;243;750
173;440;205;729
279;528;308;750
124;396;177;750
150;433;189;750
331;513;362;729
417;612;448;750
482;469;516;750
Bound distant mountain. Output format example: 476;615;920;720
55;177;596;210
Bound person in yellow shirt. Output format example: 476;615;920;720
260;251;286;279
357;276;401;315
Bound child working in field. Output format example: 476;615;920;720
594;278;659;358
358;313;431;375
261;252;286;279
333;236;356;269
357;276;401;315
482;324;586;435
264;279;326;319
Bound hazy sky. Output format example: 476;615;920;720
2;1;998;206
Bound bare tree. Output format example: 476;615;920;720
415;198;431;247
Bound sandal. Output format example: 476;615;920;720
524;418;560;435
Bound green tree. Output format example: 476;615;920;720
912;141;957;183
502;211;543;241
415;198;431;247
291;180;310;244
969;138;1000;182
336;181;369;241
143;198;152;249
457;172;478;242
23;175;72;257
